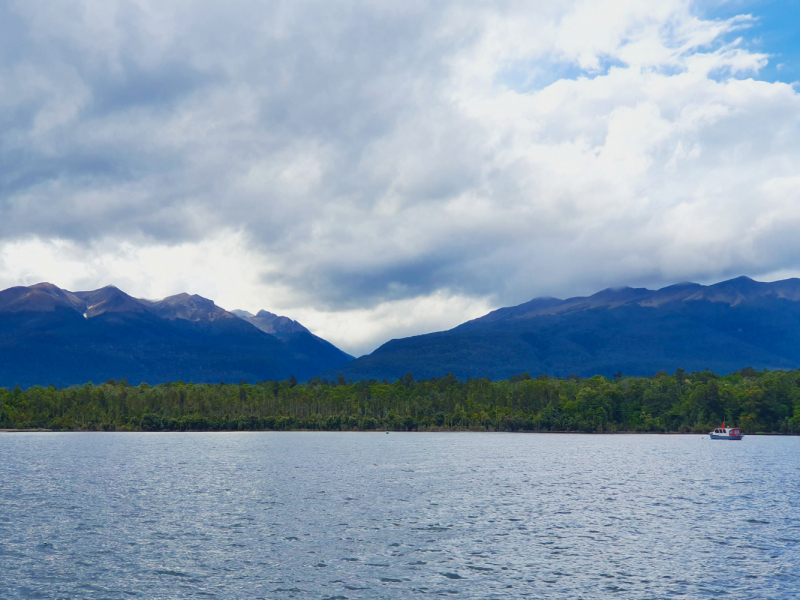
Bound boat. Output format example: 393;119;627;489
709;423;743;440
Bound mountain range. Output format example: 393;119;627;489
325;276;800;381
0;283;352;388
6;276;800;388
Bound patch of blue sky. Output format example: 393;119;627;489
497;1;798;93
494;56;626;94
694;0;800;84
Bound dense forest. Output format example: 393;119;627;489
1;368;799;433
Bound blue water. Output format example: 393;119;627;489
1;433;798;599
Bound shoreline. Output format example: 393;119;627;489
1;429;795;435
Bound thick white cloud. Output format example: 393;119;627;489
0;0;799;354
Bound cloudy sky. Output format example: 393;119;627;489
1;0;799;355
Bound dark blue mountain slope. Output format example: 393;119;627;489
0;283;352;388
324;277;800;381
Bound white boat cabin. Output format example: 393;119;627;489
709;425;743;440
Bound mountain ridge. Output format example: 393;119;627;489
469;276;800;323
325;276;800;381
231;309;311;337
0;282;353;388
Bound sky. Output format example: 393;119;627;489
1;0;800;356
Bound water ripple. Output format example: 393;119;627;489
1;432;798;598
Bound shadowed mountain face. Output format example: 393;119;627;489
230;310;352;376
326;276;800;381
0;284;353;388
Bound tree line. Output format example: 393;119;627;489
1;367;799;433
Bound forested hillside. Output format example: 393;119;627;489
2;368;799;433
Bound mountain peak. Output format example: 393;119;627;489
0;283;85;313
230;309;255;319
586;286;650;306
30;282;63;292
147;293;232;322
73;286;147;317
709;275;759;290
235;309;310;337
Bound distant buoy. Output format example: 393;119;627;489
386;431;389;434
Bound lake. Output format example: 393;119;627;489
1;432;798;599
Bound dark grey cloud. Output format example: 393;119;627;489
1;0;800;331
